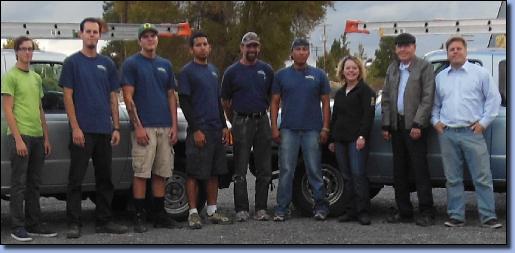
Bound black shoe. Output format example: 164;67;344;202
11;227;33;242
357;213;371;225
415;214;435;227
95;221;128;234
481;218;502;229
154;211;182;229
134;212;148;233
27;223;58;237
386;212;413;223
444;218;465;227
338;212;356;222
66;224;81;239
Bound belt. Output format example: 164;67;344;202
235;111;266;118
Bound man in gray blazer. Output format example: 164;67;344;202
381;33;435;226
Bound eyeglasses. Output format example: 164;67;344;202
18;47;34;52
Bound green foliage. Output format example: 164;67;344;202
316;34;349;80
365;36;395;91
101;1;333;73
2;38;40;50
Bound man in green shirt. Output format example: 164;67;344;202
1;36;57;242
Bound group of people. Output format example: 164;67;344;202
1;17;503;242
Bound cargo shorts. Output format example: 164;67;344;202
131;127;174;178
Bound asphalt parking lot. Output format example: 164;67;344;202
0;173;507;245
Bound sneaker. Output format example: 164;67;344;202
134;212;148;233
27;223;58;237
95;221;128;234
207;211;232;225
66;224;81;239
235;211;250;222
444;218;465;227
415;214;435;227
357;213;371;225
481;218;502;229
254;209;270;221
11;227;33;242
273;213;286;222
313;210;328;221
153;211;182;229
386;212;413;223
188;212;202;229
338;212;356;222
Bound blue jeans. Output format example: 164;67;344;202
275;129;328;215
334;142;370;215
438;127;497;223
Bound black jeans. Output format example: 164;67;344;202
391;116;434;217
66;133;114;226
9;135;45;229
232;113;272;212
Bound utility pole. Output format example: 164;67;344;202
321;22;331;73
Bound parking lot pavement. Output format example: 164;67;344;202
0;174;507;245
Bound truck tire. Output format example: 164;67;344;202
292;162;345;217
164;170;206;221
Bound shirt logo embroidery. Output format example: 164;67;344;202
305;75;315;80
257;70;266;80
211;71;218;78
157;67;167;73
97;65;107;72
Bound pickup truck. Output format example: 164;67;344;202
1;48;506;219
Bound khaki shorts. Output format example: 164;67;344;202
132;127;174;179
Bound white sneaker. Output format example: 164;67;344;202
254;209;270;221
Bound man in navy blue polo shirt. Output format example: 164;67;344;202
121;23;180;233
60;17;128;238
178;31;232;229
221;32;274;222
270;38;331;221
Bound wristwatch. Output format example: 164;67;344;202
113;128;120;132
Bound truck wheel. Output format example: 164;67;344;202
164;170;206;221
292;162;345;217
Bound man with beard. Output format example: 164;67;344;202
221;32;274;222
121;23;180;233
178;31;232;229
60;17;128;238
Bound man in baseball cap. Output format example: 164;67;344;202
291;38;310;51
138;23;158;39
241;32;261;46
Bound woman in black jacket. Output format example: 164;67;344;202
329;56;376;225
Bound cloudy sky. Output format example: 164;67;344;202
1;1;506;64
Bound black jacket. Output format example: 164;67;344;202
330;80;376;143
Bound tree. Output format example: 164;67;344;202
316;33;349;80
2;38;40;50
366;36;395;90
353;42;367;61
100;1;333;73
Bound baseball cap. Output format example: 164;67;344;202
395;33;416;46
241;32;260;45
138;23;158;39
291;38;310;50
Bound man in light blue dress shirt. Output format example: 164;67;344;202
431;36;502;229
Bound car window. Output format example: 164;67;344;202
32;62;64;113
431;59;482;76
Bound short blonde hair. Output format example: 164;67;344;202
336;56;366;84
